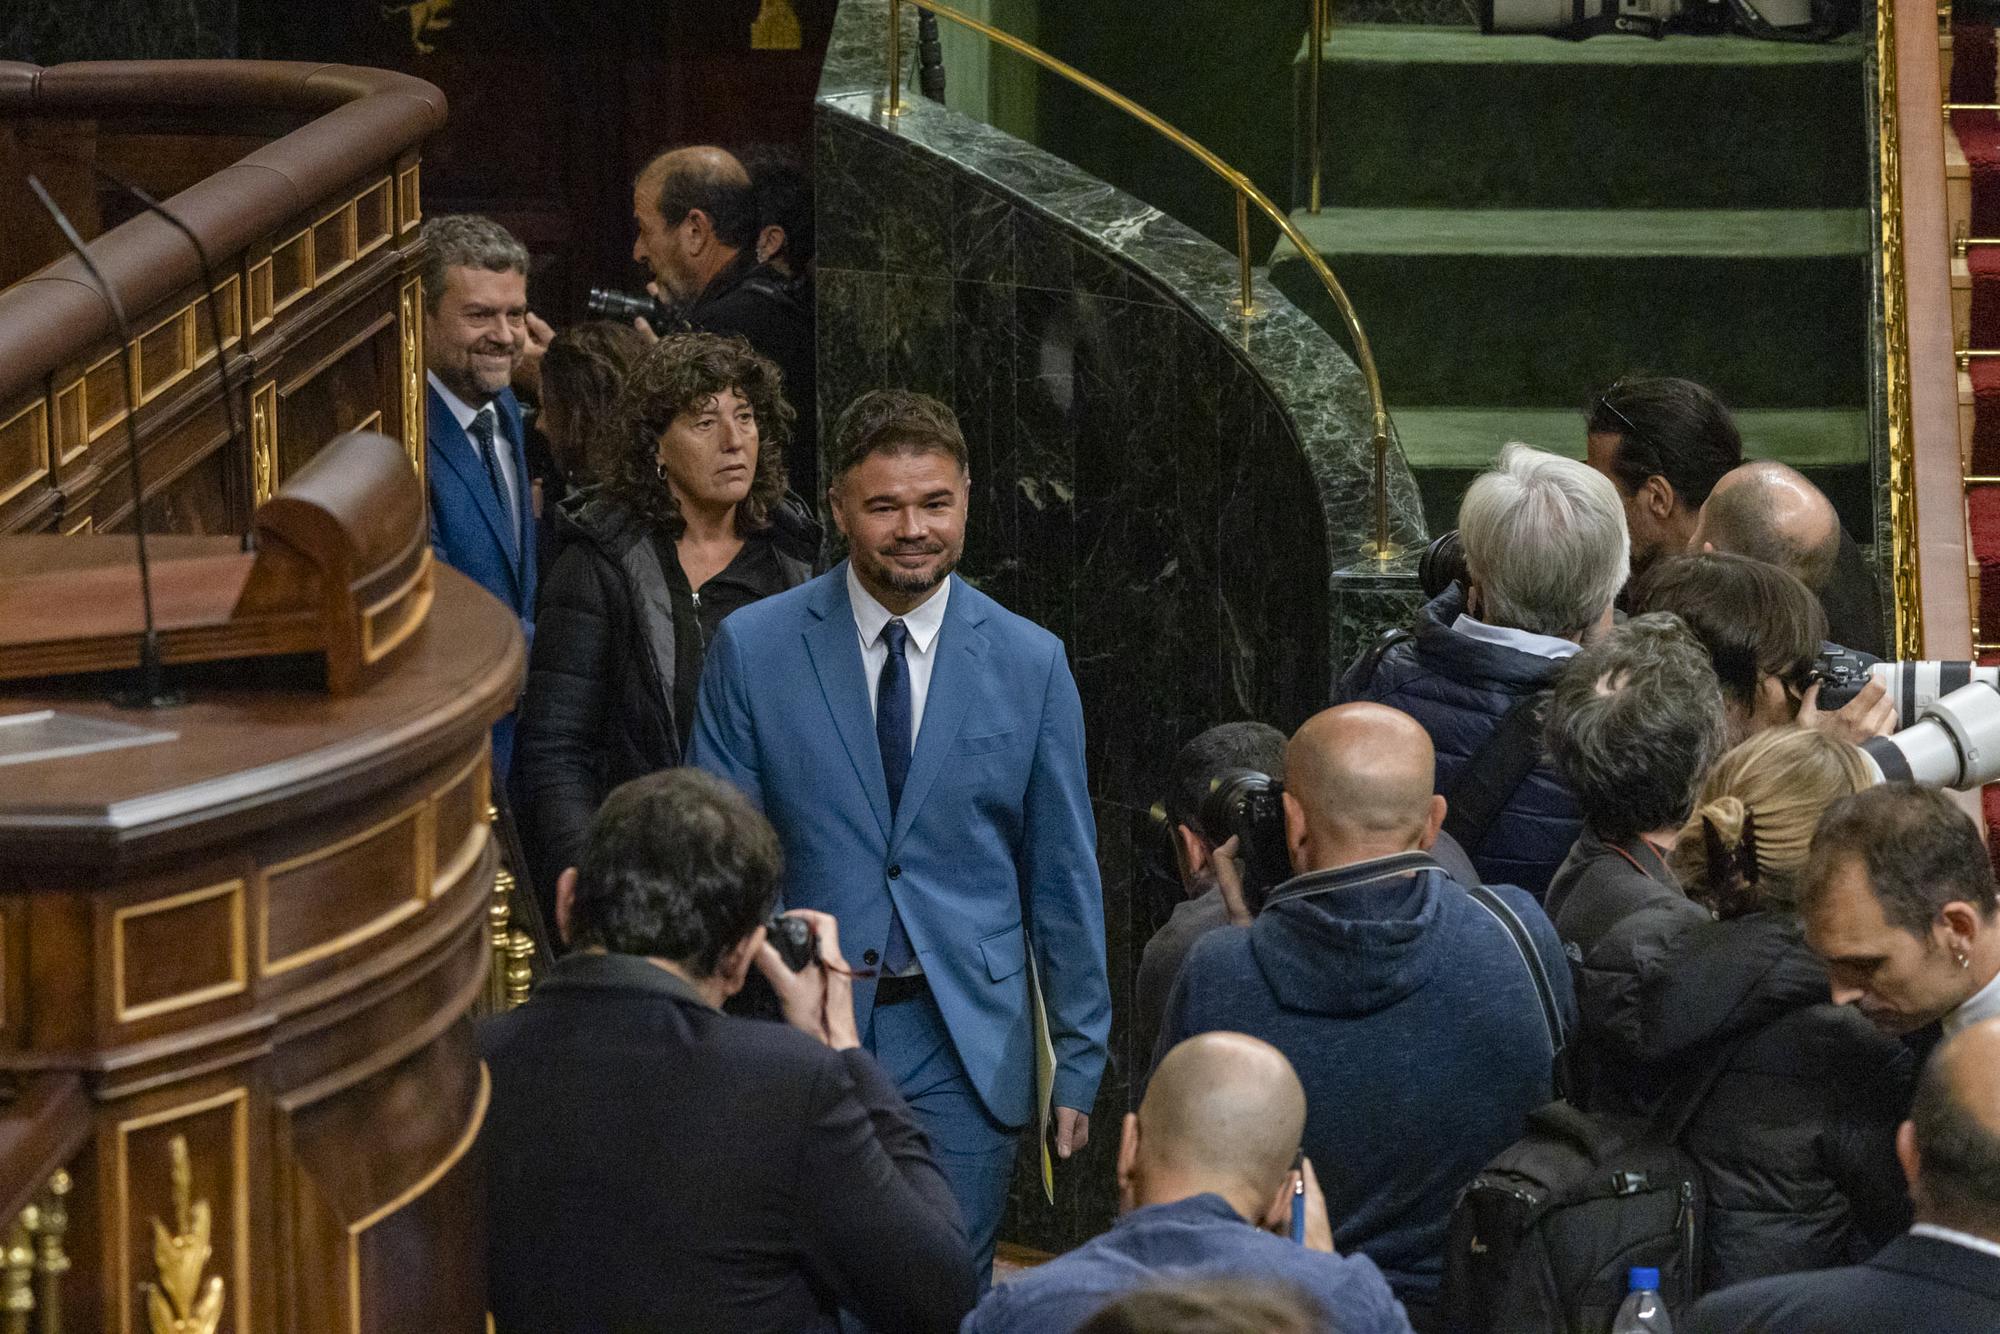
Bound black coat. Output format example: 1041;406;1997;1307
1687;1233;2000;1334
481;952;976;1334
684;254;818;498
1635;912;1915;1294
1554;836;1709;1116
511;493;813;910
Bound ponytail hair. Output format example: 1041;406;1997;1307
1671;726;1869;917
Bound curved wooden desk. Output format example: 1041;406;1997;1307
0;562;520;1334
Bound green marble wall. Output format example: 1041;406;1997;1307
4;0;236;62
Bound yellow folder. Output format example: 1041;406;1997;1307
1029;948;1056;1204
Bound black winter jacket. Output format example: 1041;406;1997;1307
1336;586;1581;898
511;492;814;910
1633;911;1914;1294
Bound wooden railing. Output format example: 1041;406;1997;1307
0;61;445;539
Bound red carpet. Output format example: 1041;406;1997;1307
1951;22;2000;853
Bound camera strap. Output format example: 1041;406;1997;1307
1441;688;1553;857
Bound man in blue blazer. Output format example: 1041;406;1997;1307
690;389;1110;1282
421;215;539;778
1687;1018;2000;1334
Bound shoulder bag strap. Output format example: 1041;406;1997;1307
1348;628;1414;694
1441;689;1552;855
1467;881;1572;1101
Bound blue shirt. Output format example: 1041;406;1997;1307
959;1193;1410;1334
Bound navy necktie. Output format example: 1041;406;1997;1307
877;618;915;972
469;407;514;538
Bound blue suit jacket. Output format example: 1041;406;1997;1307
427;382;536;774
689;566;1110;1126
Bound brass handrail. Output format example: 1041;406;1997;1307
884;0;1400;560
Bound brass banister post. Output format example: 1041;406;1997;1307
888;0;907;116
1308;0;1324;214
1233;192;1259;319
31;1173;64;1334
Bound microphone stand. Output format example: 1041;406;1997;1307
26;175;184;709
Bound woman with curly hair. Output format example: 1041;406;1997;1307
1610;727;1915;1295
512;332;818;906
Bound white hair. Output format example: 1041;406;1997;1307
1458;442;1630;638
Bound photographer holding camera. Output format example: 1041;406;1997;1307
1153;703;1573;1324
480;769;976;1334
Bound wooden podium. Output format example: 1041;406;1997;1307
0;432;523;1333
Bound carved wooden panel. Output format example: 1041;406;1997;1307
111;879;247;1024
0;400;48;510
282;1024;485;1334
260;805;428;978
111;1086;251;1334
275;308;399;483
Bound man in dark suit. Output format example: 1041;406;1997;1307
690;389;1111;1284
631;146;816;495
422;214;538;778
1688;1017;2000;1334
480;768;976;1334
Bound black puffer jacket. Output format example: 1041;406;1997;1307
1634;911;1914;1294
510;492;814;910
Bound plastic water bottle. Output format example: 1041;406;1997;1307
1610;1267;1673;1333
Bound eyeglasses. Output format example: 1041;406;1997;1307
1593;383;1656;459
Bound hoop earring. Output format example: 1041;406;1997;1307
656;459;667;482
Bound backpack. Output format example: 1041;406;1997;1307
1438;1043;1743;1334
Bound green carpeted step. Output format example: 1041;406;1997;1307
1291;26;1868;211
1386;406;1870;468
1270;206;1870;409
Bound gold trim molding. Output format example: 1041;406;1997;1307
398;276;425;484
145;1136;224;1334
1879;0;1924;657
249;381;278;506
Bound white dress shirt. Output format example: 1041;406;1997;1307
848;562;950;750
1945;961;2000;1038
1910;1223;2000;1262
428;370;522;546
1451;612;1583;662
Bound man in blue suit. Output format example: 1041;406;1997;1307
690;389;1110;1283
422;214;538;778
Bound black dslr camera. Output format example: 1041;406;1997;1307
1419;529;1467;602
765;913;818;971
1810;645;1876;711
585;286;675;335
1199;769;1294;913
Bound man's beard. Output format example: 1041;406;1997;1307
869;542;960;596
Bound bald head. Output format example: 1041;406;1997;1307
1909;1017;2000;1236
1284;704;1440;863
1692;460;1840;593
1136;1033;1306;1203
633;145;757;301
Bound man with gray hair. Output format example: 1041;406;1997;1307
1339;442;1629;898
422;214;537;777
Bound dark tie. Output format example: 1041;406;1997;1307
468;407;513;538
877;618;916;973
